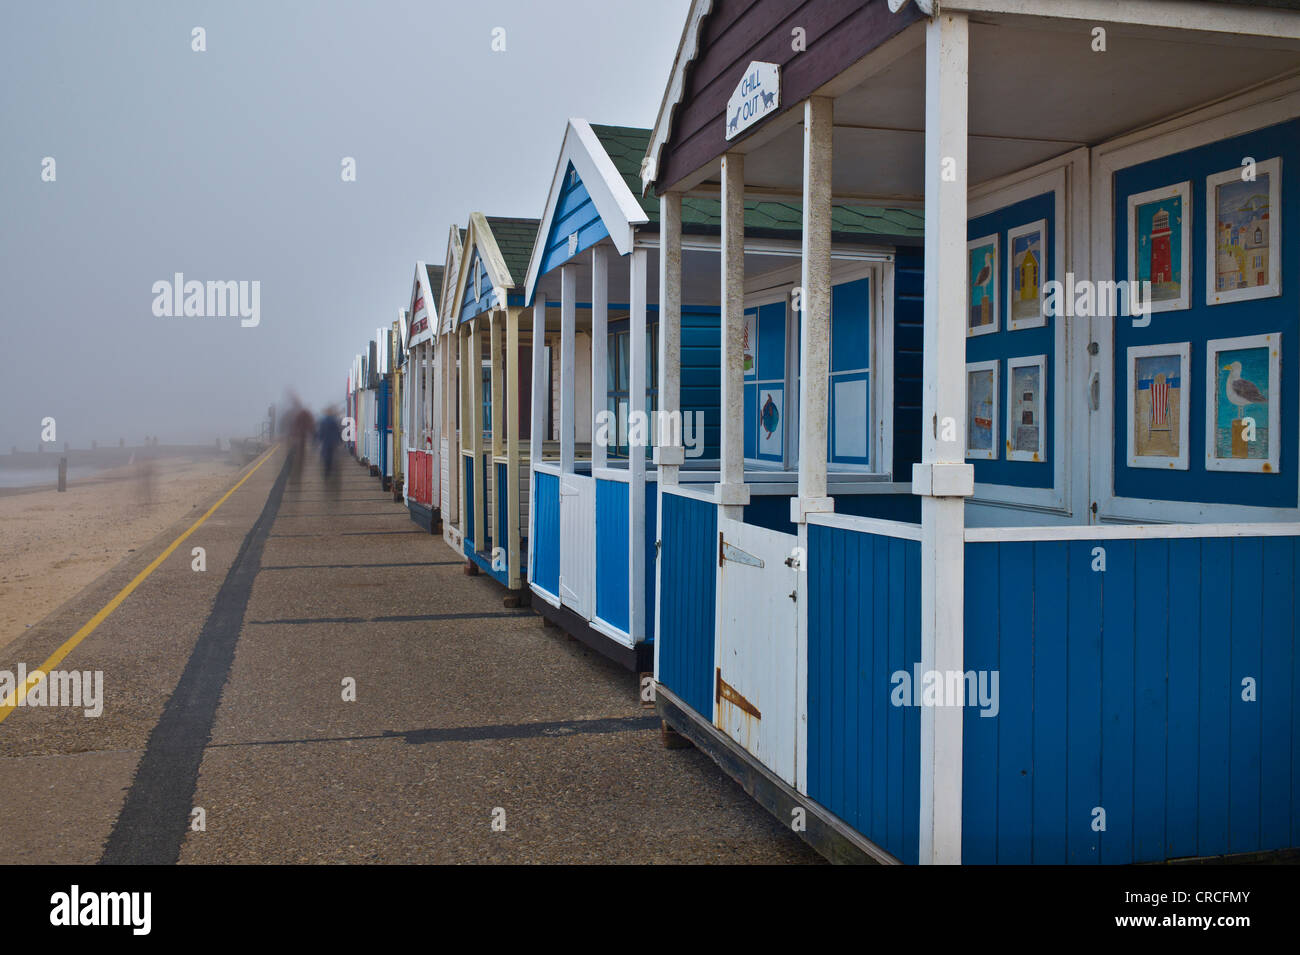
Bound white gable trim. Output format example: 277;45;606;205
451;212;514;324
408;262;438;348
641;0;714;194
441;224;463;335
525;119;650;303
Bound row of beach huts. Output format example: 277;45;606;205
340;0;1300;864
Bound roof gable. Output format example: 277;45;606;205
524;119;650;302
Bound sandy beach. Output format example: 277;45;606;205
0;455;248;651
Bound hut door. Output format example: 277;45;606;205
714;516;800;786
558;472;595;619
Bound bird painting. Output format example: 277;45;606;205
1223;361;1267;411
973;252;993;292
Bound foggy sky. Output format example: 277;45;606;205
0;0;689;450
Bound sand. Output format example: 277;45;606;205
0;456;247;651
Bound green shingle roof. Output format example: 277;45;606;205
590;122;922;242
424;264;444;302
484;216;540;288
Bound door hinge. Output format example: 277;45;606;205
1090;501;1098;515
788;589;797;602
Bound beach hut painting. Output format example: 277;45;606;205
640;0;1300;865
1207;157;1281;304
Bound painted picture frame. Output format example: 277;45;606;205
757;386;783;456
965;360;999;460
967;234;999;337
1127;181;1191;314
742;309;758;379
1205;332;1281;474
1006;219;1048;330
1206;157;1281;306
1005;354;1046;463
1126;342;1190;470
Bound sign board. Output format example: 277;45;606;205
725;61;780;141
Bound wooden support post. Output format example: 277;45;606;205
916;10;973;866
506;306;522;589
591;246;609;470
628;247;648;642
793;96;835;527
655;192;684;487
718;153;750;520
528;296;546;580
560;265;577;475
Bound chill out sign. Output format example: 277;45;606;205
725;61;780;141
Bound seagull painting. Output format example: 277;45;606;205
1223;361;1267;413
973;252;993;295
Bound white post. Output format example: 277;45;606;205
560;265;577;474
530;300;546;466
655;192;684;487
718;153;750;519
591;247;609;469
469;320;486;553
628;247;648;642
506;306;521;588
528;297;546;579
793;96;835;526
916;10;973;866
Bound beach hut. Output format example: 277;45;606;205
523;119;920;669
404;264;444;530
437;226;467;550
644;0;1300;864
446;214;540;595
392;313;407;499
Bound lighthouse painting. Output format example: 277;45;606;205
1128;181;1191;312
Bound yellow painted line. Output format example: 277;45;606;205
0;445;280;723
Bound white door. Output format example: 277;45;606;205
715;516;800;786
558;472;595;619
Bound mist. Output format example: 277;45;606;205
0;0;689;451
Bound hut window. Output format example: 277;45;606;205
827;275;872;467
606;321;659;459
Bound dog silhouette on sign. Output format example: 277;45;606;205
727;107;740;134
760;89;776;109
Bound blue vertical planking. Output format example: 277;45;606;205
495;461;508;554
963;533;1299;863
644;481;658;642
656;491;716;717
807;523;920;865
1259;537;1294;849
1132;539;1170;862
530;471;560;597
464;456;475;549
1230;538;1263;854
1032;541;1069;863
595;478;630;633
